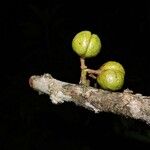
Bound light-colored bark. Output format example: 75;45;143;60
29;73;150;125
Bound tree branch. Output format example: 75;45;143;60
29;73;150;125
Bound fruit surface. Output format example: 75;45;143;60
97;61;125;91
72;31;101;58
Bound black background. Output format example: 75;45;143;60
1;1;150;149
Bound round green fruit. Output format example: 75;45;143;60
97;61;125;91
72;31;102;58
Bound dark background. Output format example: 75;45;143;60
1;1;150;149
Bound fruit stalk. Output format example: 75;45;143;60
79;58;88;85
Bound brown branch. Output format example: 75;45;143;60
29;73;150;125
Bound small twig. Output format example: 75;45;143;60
79;58;100;85
80;57;87;69
86;68;100;80
86;68;100;75
80;58;88;85
29;73;150;125
80;69;88;85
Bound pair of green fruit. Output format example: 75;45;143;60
72;31;125;91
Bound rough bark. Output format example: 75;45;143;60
29;73;150;125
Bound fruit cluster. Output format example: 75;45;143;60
72;31;125;91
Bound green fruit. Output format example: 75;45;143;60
97;61;125;91
72;31;102;58
99;61;125;75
